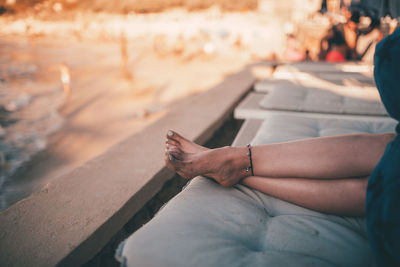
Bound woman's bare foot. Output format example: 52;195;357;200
164;130;250;187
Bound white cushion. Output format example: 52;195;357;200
257;84;387;116
116;114;397;267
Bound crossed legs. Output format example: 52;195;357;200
165;130;394;216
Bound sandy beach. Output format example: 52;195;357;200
0;33;251;209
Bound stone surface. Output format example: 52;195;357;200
231;119;262;147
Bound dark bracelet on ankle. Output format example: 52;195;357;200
246;144;254;176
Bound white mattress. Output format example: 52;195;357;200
116;114;397;267
276;62;373;74
234;93;391;121
258;84;387;116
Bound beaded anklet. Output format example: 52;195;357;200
246;144;254;176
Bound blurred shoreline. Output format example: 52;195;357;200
0;31;254;210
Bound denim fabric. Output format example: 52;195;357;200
366;28;400;266
360;0;400;18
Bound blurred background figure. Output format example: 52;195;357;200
284;34;305;62
318;8;360;62
318;0;399;62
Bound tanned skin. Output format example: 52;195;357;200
165;130;395;216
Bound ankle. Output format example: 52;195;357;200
221;146;250;171
236;146;252;172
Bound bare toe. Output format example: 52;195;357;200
166;130;177;140
166;130;190;144
166;130;207;153
166;139;179;148
168;147;184;160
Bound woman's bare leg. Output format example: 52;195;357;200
165;130;394;186
242;176;368;216
251;133;393;179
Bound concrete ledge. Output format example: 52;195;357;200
0;64;257;266
231;119;262;147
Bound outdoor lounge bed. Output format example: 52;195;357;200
235;78;388;121
116;113;397;267
272;63;375;85
272;70;374;85
234;61;385;122
234;91;389;122
275;62;372;74
253;79;377;94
